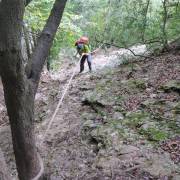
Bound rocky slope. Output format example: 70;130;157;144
0;49;179;179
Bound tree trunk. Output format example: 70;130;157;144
0;74;40;180
32;32;38;49
0;2;40;179
162;0;168;50
141;0;150;42
0;0;67;179
23;26;32;61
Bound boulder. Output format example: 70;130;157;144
143;153;179;177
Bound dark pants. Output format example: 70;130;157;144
80;54;92;73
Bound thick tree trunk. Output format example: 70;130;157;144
0;1;40;179
0;0;67;179
0;73;40;180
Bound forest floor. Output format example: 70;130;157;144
0;47;179;180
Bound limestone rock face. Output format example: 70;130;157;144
142;153;179;177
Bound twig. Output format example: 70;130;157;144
125;164;142;172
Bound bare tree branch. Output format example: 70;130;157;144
95;40;156;60
124;47;155;60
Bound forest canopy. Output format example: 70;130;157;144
24;0;180;66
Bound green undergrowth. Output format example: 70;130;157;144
81;61;179;150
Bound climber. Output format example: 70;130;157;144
75;36;92;73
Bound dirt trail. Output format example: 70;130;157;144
36;48;132;179
35;48;179;179
35;46;149;179
0;47;179;179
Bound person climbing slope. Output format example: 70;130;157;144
75;36;92;73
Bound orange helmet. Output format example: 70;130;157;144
75;36;89;46
80;36;89;44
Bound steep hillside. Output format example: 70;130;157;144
0;50;179;179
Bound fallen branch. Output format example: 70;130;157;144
124;47;156;60
94;39;156;60
125;164;142;172
143;37;162;44
104;42;156;60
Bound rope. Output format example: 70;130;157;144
39;44;103;145
40;56;82;147
42;45;103;138
31;56;82;180
31;152;44;180
31;44;103;180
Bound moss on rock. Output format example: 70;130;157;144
121;79;146;90
139;127;168;142
161;80;180;94
123;111;150;128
